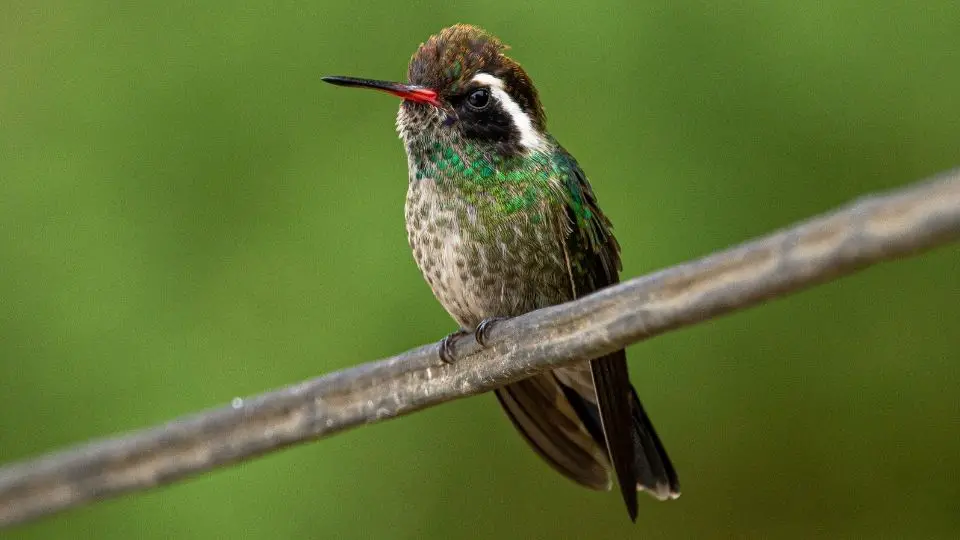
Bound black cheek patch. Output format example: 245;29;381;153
459;101;519;145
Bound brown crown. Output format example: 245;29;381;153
407;24;546;129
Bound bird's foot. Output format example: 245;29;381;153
475;317;508;347
439;329;469;364
439;317;508;363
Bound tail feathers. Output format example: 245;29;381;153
495;377;613;491
630;387;681;500
559;379;680;501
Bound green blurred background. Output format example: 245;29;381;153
3;1;959;538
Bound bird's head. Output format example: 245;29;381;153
324;24;547;156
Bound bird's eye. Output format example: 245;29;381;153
466;88;490;110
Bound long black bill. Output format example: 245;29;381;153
321;76;441;107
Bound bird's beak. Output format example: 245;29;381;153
322;76;442;107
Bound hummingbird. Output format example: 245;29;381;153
323;24;679;520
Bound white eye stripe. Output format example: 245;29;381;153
470;72;544;151
471;72;504;90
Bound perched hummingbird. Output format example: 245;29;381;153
323;24;679;520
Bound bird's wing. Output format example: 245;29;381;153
554;144;679;519
548;145;644;518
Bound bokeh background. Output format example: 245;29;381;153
3;2;959;538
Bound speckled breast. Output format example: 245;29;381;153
404;176;575;329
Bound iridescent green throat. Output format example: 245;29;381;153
407;135;595;227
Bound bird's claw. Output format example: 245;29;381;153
439;329;469;364
439;317;508;363
475;316;507;347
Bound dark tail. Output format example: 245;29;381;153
559;377;680;507
629;388;680;501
